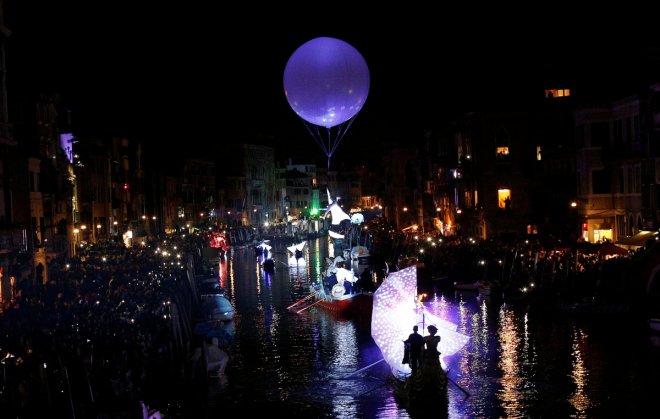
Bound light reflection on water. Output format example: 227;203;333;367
202;239;660;418
496;307;532;417
568;327;591;416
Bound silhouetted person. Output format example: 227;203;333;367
358;268;372;292
36;262;44;284
405;325;424;375
263;258;275;273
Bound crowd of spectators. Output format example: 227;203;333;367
0;234;209;417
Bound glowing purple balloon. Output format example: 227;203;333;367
284;37;370;128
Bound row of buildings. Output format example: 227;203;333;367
4;82;660;277
3;13;660;289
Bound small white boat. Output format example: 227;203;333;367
201;294;235;321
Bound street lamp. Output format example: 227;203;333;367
73;228;80;256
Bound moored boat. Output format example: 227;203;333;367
200;294;235;321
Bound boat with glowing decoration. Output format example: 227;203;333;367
314;289;373;317
371;265;470;416
288;283;372;318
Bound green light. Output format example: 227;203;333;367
310;208;319;216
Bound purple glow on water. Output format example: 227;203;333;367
185;239;659;418
284;37;370;128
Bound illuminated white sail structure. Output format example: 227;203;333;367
371;266;470;375
325;188;350;242
256;241;272;253
287;241;306;256
325;188;350;225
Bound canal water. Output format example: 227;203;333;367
178;237;660;418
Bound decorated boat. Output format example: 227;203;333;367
286;189;377;317
371;265;470;415
288;281;373;318
314;290;373;317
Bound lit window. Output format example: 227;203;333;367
545;88;571;99
496;147;509;158
593;228;613;243
498;189;511;209
536;146;542;161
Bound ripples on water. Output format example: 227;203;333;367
196;239;660;418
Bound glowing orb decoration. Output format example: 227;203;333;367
284;37;370;128
371;266;470;375
350;213;365;224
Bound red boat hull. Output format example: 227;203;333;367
315;293;373;317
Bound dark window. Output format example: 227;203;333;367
576;124;585;148
590;122;609;147
592;169;611;194
614;120;623;144
405;161;417;189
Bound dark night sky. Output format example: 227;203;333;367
5;3;660;166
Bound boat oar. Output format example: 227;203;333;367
296;298;324;313
286;291;318;310
341;358;386;379
447;374;470;398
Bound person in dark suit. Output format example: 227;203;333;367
404;325;425;375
